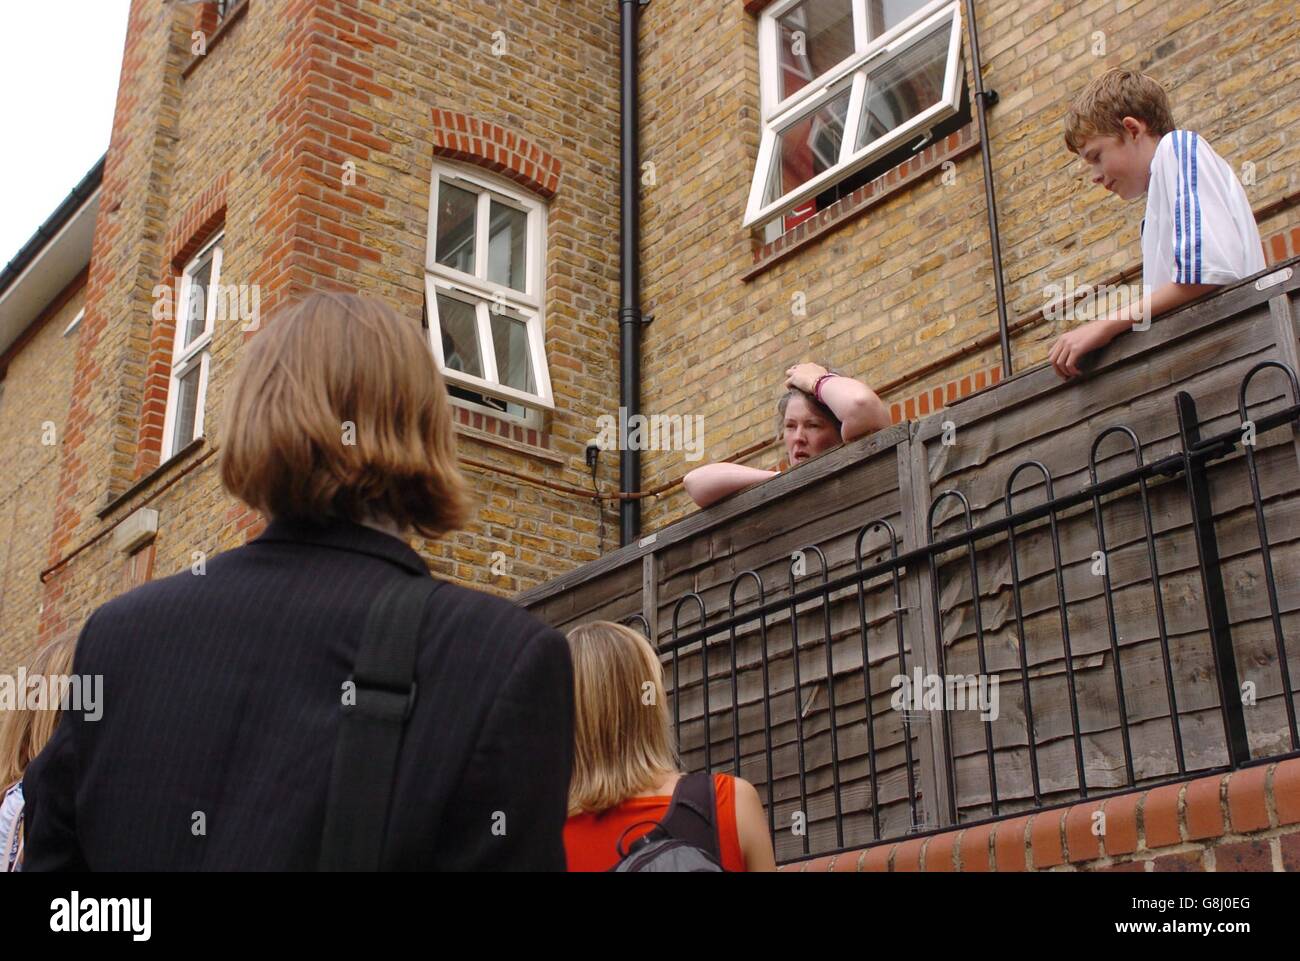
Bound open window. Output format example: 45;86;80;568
425;164;552;422
745;0;965;232
160;232;221;460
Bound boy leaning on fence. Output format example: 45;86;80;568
1048;67;1266;378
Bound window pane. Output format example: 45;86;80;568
777;0;855;101
490;313;535;395
436;294;483;378
171;362;202;454
855;20;950;150
763;86;852;206
864;0;932;41
182;252;214;347
435;183;477;274
487;200;528;292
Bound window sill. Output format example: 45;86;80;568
448;390;544;428
98;436;207;519
453;404;562;465
181;0;249;80
742;121;980;281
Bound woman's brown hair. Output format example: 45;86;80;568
776;363;843;440
0;633;77;788
219;291;472;538
565;621;679;816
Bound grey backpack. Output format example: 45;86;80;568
610;773;725;872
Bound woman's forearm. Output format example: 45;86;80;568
683;463;779;508
819;376;890;442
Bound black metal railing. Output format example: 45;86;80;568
625;360;1300;861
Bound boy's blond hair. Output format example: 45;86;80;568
1063;67;1176;154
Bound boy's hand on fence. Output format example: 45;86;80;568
1048;319;1121;378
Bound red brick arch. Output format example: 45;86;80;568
430;110;561;199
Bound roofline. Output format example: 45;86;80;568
0;153;106;301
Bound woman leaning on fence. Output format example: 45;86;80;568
682;362;890;508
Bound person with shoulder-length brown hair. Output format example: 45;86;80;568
22;291;574;871
0;634;77;872
562;620;776;871
218;292;473;538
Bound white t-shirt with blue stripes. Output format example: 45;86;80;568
1142;129;1264;294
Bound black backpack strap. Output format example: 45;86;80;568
318;575;440;871
614;818;665;860
656;773;720;861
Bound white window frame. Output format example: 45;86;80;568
745;0;963;229
425;162;553;413
62;308;84;337
423;316;541;429
160;232;222;461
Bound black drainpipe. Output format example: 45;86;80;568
964;0;1012;379
618;0;647;545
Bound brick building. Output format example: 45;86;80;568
2;0;1299;682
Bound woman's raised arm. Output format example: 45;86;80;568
785;362;890;443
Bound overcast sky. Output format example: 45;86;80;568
0;1;131;269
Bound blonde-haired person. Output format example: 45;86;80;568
0;633;77;872
562;620;776;871
22;291;575;871
682;362;889;509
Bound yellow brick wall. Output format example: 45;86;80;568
0;286;85;671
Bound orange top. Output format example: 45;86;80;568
564;773;746;872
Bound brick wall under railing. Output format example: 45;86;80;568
888;361;1004;425
780;757;1300;872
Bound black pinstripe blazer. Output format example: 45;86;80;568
22;516;574;871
